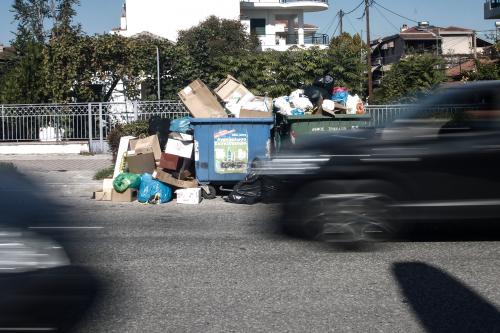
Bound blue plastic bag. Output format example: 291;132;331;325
291;108;305;116
138;173;173;204
332;91;348;105
169;117;191;133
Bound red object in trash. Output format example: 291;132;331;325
332;87;349;94
159;153;183;171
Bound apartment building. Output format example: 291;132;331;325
114;0;330;50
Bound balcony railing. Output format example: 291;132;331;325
257;33;329;47
241;0;328;4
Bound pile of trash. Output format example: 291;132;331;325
273;75;366;117
94;117;203;205
93;75;274;205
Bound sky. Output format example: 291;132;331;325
0;0;497;45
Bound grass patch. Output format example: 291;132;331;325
94;166;114;180
0;162;16;171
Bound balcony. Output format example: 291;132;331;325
484;0;500;19
241;0;329;12
257;33;330;51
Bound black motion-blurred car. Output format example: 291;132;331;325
262;81;500;242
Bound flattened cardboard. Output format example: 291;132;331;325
94;191;111;201
112;188;137;202
165;139;194;159
178;79;227;118
175;188;202;205
152;169;198;189
113;136;136;179
127;152;156;174
132;135;162;161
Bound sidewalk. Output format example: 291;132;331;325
0;154;113;172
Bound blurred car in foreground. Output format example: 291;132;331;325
0;164;99;332
259;81;500;242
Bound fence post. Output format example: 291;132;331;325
133;101;138;122
99;103;104;154
1;105;4;141
88;103;93;153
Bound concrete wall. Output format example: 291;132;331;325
122;0;240;41
442;35;473;55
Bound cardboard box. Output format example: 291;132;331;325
127;152;156;174
214;75;255;104
113;136;136;179
175;188;202;205
165;139;194;159
102;178;114;192
131;135;162;161
152;169;198;188
159;153;183;171
111;188;137;202
239;96;273;118
168;132;193;141
94;191;112;201
178;79;228;118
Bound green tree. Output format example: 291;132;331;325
177;16;259;88
327;33;368;96
378;54;445;103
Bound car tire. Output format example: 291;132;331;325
288;180;400;242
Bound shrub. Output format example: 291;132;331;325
107;120;149;162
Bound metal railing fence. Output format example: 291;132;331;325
0;101;473;143
0;101;188;143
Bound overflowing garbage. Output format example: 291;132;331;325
93;74;369;205
273;75;365;117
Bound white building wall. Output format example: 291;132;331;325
442;35;473;55
121;0;240;41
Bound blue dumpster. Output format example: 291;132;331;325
190;117;274;184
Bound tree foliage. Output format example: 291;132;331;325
377;54;445;103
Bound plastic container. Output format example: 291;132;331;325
275;113;371;148
190;117;274;184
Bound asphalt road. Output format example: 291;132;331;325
3;155;500;333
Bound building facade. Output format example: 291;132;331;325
115;0;330;50
484;0;500;19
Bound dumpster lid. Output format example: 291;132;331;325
189;117;274;124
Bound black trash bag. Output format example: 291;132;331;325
226;174;285;205
148;116;171;151
226;174;262;205
303;85;329;106
313;74;335;92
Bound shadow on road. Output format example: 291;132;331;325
392;262;500;333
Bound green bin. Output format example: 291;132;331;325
275;113;372;149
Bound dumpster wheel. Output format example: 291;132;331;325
201;185;217;200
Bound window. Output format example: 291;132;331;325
250;19;266;36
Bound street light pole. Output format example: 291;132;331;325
156;46;161;101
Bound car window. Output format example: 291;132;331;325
383;85;500;140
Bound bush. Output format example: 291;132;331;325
93;166;114;180
107;120;149;162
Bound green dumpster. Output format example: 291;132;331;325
274;113;372;149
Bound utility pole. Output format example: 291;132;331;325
473;30;477;60
339;10;344;34
365;0;372;104
156;46;161;101
436;27;440;56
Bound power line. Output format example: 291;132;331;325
332;18;342;38
373;3;400;33
344;0;365;15
321;12;339;35
372;1;418;24
345;14;359;34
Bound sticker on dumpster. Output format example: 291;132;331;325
214;129;248;174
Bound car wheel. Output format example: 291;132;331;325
201;185;217;200
290;180;399;242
